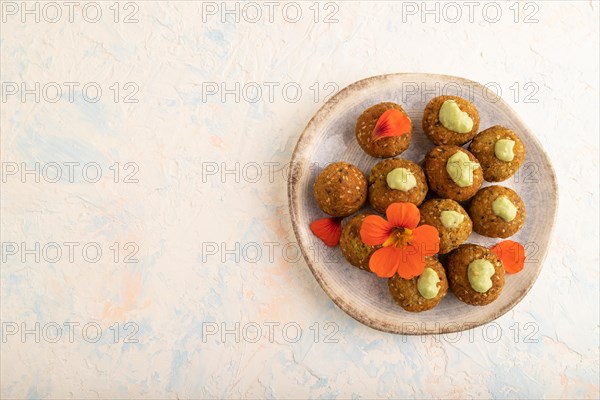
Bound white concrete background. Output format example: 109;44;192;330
1;1;598;399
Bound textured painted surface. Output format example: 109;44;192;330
1;1;598;399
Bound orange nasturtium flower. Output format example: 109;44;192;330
360;203;439;279
490;240;526;274
372;109;412;142
310;217;343;247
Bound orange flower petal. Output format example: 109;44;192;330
369;246;402;278
491;240;526;274
396;245;426;279
386;202;420;229
411;224;440;256
372;109;412;142
310;217;342;247
360;215;393;246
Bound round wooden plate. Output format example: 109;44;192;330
288;73;558;334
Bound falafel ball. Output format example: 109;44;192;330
419;198;473;254
422;95;480;146
355;102;412;158
388;257;448;312
446;243;505;306
368;158;428;214
340;213;380;272
313;162;367;217
468;125;526;182
469;185;526;238
424;145;483;202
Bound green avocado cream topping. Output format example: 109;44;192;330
468;259;495;293
417;267;440;299
440;210;464;229
492;195;517;222
494;139;516;161
439;100;474;133
386;167;417;192
446;151;480;187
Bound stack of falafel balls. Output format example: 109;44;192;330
312;96;526;312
